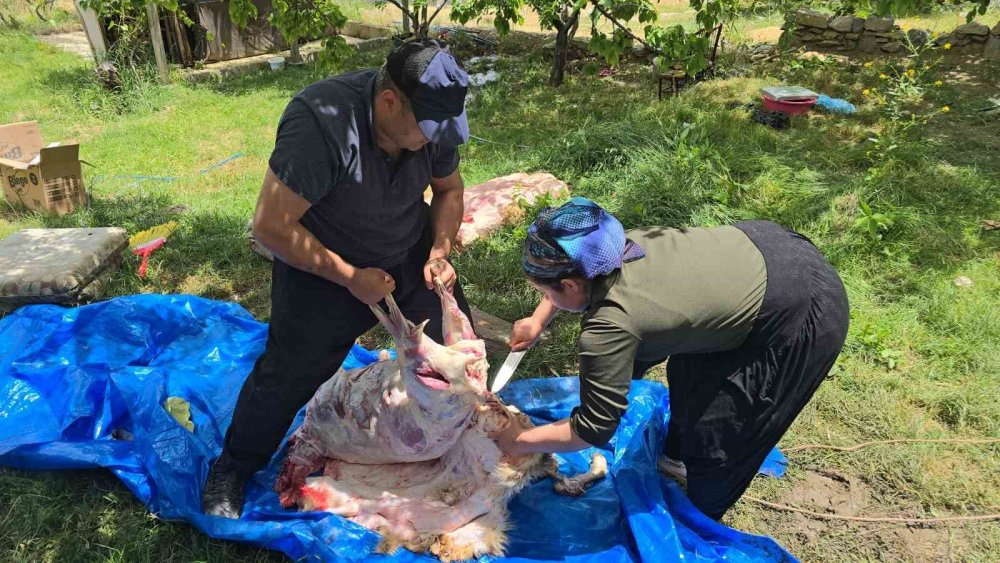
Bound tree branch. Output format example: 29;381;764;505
427;0;448;28
383;0;415;22
590;1;660;55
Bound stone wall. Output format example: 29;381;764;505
784;9;1000;60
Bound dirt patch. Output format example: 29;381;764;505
888;525;955;562
784;469;869;516
36;31;93;60
778;470;870;545
772;469;962;561
748;26;783;43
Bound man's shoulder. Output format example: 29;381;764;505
288;69;375;119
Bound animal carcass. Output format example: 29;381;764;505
275;279;606;561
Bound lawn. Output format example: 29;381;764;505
2;3;1000;561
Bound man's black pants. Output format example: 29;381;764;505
634;221;849;520
220;224;472;477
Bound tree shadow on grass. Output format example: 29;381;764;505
37;64;166;116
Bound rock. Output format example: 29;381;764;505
935;33;954;46
958;42;983;55
864;16;894;32
823;30;841;39
819;40;841;48
750;43;778;55
954;37;972;46
846;32;861;40
844;39;859;50
830;16;856;33
631;45;650;58
853;19;865;33
985;35;1000;61
907;28;930;47
968;34;987;43
859;36;880;53
955;22;989;36
876;37;890;43
881;41;903;53
954;276;974;288
993;22;1000;35
795;9;830;29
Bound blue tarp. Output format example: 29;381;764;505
0;294;794;562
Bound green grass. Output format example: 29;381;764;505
3;12;1000;561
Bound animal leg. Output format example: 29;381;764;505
274;435;324;508
432;511;508;563
546;452;609;496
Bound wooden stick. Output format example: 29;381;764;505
74;0;108;60
146;3;170;83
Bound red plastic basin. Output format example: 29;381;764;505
762;94;816;115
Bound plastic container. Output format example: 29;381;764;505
268;56;285;71
761;94;816;115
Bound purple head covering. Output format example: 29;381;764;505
523;197;644;280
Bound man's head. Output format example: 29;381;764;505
372;39;469;152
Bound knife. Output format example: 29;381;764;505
490;350;526;393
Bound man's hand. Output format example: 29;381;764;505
509;317;545;352
347;268;396;306
424;257;456;291
427;169;463;290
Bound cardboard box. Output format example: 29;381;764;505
0;121;87;215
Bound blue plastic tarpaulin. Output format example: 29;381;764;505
0;294;794;562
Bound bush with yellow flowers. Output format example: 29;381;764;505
859;34;952;171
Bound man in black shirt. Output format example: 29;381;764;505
202;39;473;519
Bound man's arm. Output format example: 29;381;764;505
423;168;464;289
252;168;395;305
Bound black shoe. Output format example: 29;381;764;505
202;458;244;519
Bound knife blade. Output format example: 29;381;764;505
490;350;526;393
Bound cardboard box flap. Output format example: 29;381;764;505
0;121;43;163
40;143;80;163
0;156;31;170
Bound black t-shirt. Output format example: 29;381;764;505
268;69;461;269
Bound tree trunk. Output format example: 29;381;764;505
402;0;410;35
549;24;569;86
548;10;579;87
289;38;301;63
415;11;427;37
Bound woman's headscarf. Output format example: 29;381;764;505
522;197;645;280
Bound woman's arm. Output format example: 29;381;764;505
495;318;641;456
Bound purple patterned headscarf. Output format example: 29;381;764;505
522;197;645;280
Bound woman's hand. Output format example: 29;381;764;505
489;418;530;459
509;317;545;352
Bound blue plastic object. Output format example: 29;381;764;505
815;95;857;114
0;295;794;562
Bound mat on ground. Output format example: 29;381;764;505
0;294;794;562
